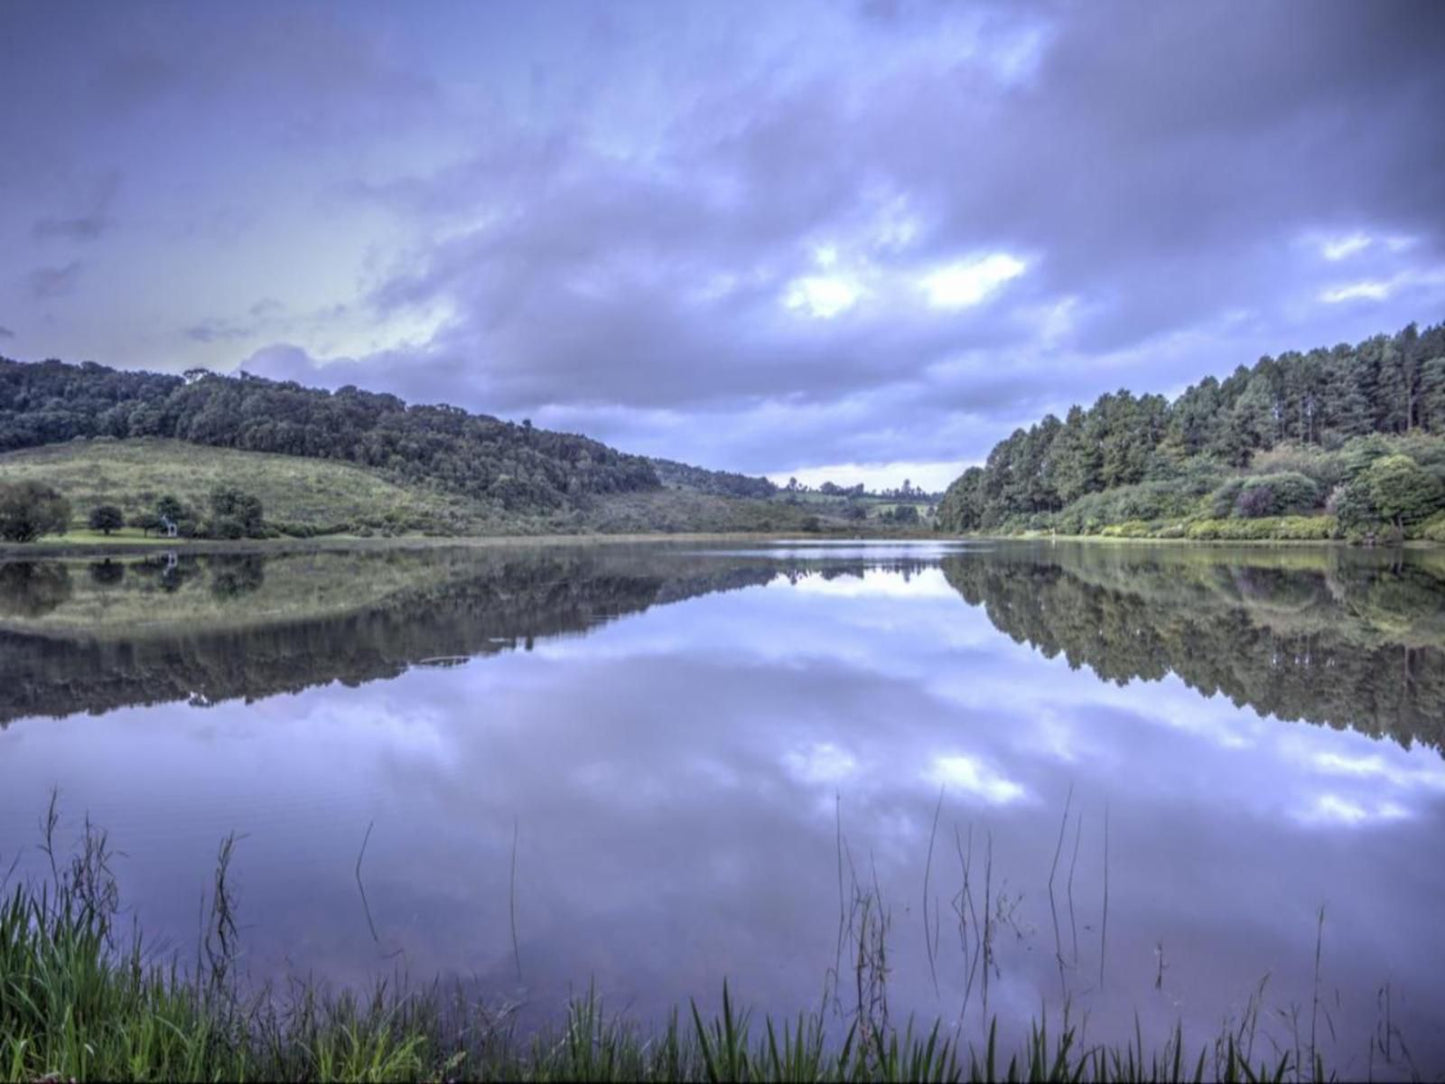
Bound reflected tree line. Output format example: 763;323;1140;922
941;544;1445;753
1;545;1442;753
0;548;807;726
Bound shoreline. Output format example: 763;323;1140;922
0;528;948;561
4;530;1442;560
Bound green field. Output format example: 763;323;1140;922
0;438;498;537
0;439;893;542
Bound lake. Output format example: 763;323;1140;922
1;540;1442;1076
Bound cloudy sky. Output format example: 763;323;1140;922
2;0;1443;489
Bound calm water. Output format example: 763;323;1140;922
1;541;1443;1074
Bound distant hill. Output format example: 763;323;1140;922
938;319;1445;542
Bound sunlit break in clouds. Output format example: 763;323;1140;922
1;0;1443;485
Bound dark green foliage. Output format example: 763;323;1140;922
0;561;73;616
652;458;777;499
88;560;125;587
207;485;265;539
880;503;921;525
1361;454;1445;531
0;480;71;542
87;504;124;535
938;320;1445;534
941;545;1445;753
0;359;661;517
1231;473;1321;518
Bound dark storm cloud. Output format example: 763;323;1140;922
286;0;1443;471
26;263;83;300
0;326;15;340
3;0;1444;478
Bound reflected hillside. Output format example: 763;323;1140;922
942;543;1445;753
0;546;925;727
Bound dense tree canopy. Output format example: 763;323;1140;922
939;320;1445;536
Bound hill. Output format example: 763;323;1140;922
0;438;500;538
0;357;931;540
0;357;657;517
0;437;855;541
938;319;1445;542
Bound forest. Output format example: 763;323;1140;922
938;320;1445;541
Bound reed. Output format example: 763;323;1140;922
0;813;1418;1083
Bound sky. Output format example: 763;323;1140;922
1;0;1443;491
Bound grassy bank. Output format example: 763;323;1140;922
0;814;1413;1083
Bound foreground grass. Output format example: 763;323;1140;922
2;818;1413;1084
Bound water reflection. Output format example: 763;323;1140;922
2;543;1442;754
0;542;1442;1076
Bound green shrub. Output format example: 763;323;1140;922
1233;472;1321;518
1184;515;1334;541
1411;510;1445;543
1099;520;1153;538
1209;479;1245;518
0;481;72;542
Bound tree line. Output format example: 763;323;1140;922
0;361;659;515
0;481;270;543
938;320;1445;538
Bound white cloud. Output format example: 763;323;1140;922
783;741;858;785
1319;233;1371;261
783;274;863;318
1318;279;1393;303
768;459;965;493
925;753;1026;805
1295;793;1411;827
919;253;1026;309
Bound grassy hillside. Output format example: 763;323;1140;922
0;439;881;541
0;438;499;538
0;358;659;516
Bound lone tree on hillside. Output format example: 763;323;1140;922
208;485;265;539
0;482;72;543
88;505;125;536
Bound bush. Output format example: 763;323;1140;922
1185;515;1335;541
88;504;125;535
1414;511;1445;543
0;482;72;543
1232;472;1321;518
1099;520;1153;538
1053;479;1201;534
1247;443;1346;490
1209;479;1244;518
209;517;246;540
1361;454;1445;530
207;485;265;539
